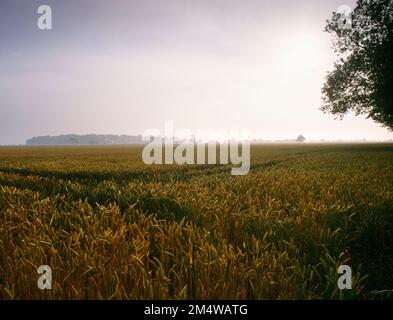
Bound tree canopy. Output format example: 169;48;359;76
322;0;393;130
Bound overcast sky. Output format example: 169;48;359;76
1;0;392;144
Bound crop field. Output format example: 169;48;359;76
1;144;393;299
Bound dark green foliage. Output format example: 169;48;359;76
322;0;393;130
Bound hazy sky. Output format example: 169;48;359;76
1;0;392;144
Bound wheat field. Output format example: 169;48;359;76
1;144;393;299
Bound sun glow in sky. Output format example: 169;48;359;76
282;34;322;74
0;0;392;145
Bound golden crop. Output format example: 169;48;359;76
0;144;392;299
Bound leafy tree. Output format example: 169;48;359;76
296;134;306;142
322;0;393;130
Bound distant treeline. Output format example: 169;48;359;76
26;134;146;145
